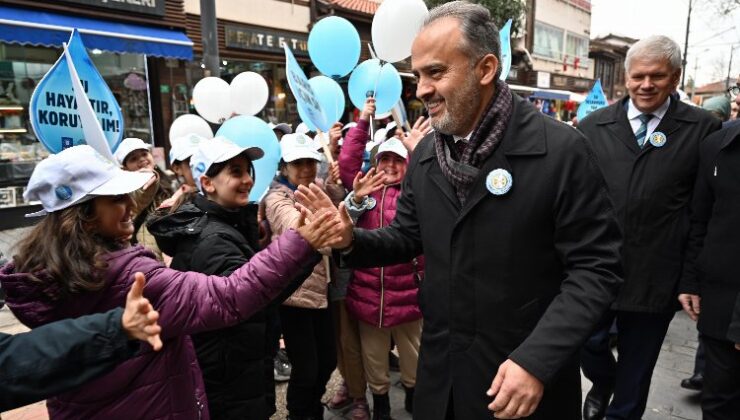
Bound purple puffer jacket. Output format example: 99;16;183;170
339;119;424;328
0;230;316;420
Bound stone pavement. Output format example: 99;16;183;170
0;227;704;420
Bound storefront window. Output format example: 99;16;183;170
0;42;151;208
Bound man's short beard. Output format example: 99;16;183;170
430;74;481;136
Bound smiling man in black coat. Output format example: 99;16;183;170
578;35;721;420
297;2;623;419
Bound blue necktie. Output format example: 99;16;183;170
635;114;653;147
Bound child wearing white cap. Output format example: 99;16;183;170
1;144;344;419
113;137;174;258
148;136;287;418
262;132;345;419
336;97;429;419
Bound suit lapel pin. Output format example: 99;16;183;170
649;131;667;148
486;168;513;196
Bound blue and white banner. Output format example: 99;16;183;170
576;79;609;121
499;19;513;81
284;43;329;132
29;29;123;159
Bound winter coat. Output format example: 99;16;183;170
263;178;329;309
0;230;318;420
679;123;740;341
339;119;424;328
579;97;721;313
147;193;284;419
0;307;137;412
338;94;623;419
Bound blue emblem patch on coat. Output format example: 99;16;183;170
649;131;667;148
486;169;513;196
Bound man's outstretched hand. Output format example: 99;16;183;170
123;272;163;351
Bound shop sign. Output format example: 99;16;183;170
537;71;551;89
58;0;165;17
552;76;568;88
226;25;309;57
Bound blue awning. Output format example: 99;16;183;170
0;5;193;60
529;90;571;101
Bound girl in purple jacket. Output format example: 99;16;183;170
337;98;430;419
0;145;343;420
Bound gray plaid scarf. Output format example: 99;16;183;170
434;80;513;205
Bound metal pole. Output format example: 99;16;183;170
727;46;735;90
200;0;219;77
681;0;692;90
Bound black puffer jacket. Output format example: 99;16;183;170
148;194;295;420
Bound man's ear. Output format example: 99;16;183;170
478;54;499;86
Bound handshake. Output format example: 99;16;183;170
292;184;355;251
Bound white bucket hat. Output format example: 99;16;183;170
268;122;293;135
280;133;322;163
114;137;151;165
190;136;264;193
170;133;207;163
295;122;310;135
376;138;408;160
24;145;154;217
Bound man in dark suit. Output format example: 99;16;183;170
296;1;623;418
578;35;721;420
678;122;740;420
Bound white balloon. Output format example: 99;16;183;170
372;0;428;63
230;72;269;116
192;77;232;124
169;114;214;143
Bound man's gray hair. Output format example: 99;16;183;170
625;35;683;74
423;1;502;79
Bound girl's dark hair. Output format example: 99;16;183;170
13;201;124;298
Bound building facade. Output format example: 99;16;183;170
589;34;636;101
0;0;192;228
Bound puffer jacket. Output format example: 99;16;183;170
263;177;329;309
339;119;424;328
147;193;289;419
0;230;317;420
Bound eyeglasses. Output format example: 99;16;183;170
727;86;740;98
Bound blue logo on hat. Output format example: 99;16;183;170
195;162;206;174
55;185;73;201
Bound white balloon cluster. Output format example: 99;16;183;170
192;72;269;124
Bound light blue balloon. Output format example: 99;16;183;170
309;76;345;129
348;59;402;114
29;29;124;154
308;16;361;78
216;115;280;201
297;103;317;132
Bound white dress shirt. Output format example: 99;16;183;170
627;97;671;138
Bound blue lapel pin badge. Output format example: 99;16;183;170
649;131;667;148
486;168;513;196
